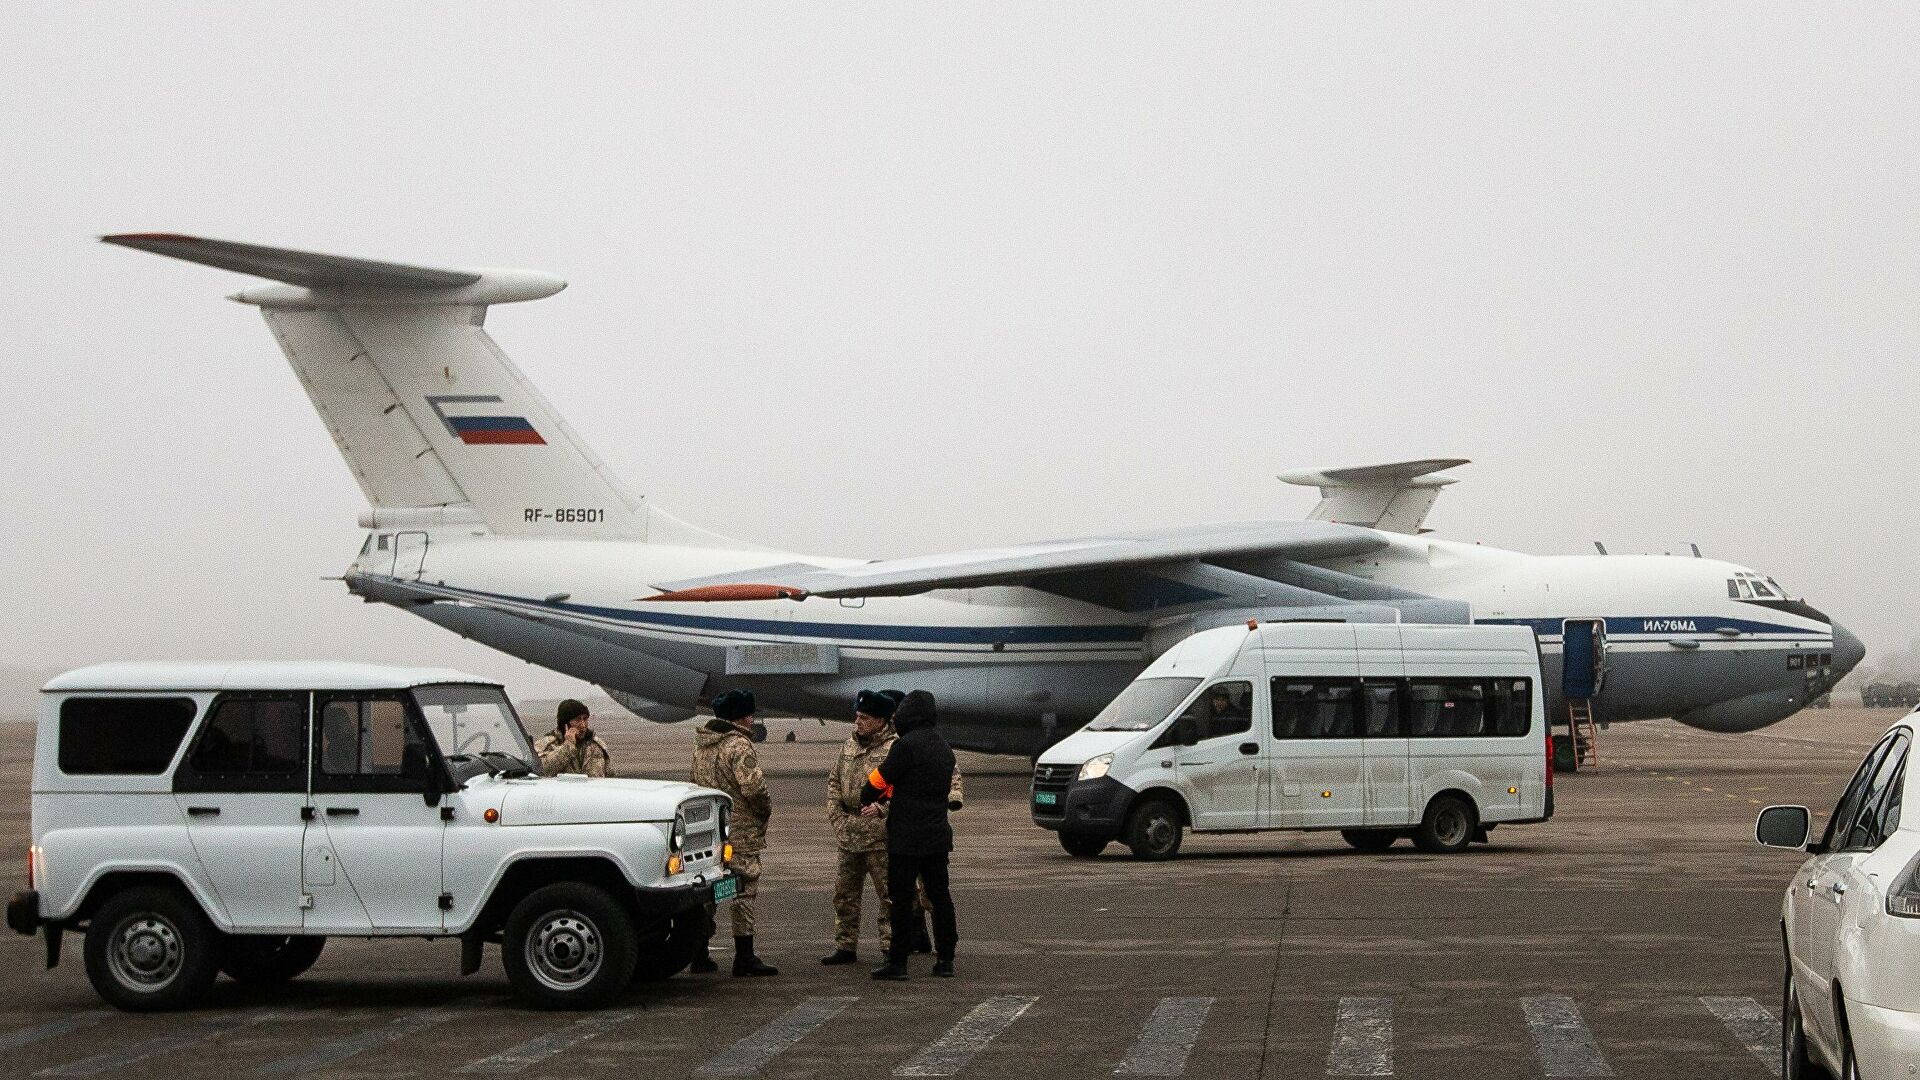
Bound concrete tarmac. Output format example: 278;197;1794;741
0;706;1901;1079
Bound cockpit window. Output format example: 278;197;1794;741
1727;572;1791;600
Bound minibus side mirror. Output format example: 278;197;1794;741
1755;805;1812;850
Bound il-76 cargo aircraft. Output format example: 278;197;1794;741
106;234;1863;756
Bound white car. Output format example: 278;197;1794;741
7;663;735;1011
1757;710;1920;1079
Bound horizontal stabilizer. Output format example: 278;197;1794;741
1278;458;1469;534
102;233;482;290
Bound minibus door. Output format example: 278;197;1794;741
1168;680;1260;830
1354;625;1412;827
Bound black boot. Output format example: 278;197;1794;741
931;957;955;978
870;958;909;981
820;948;858;965
732;935;778;977
910;914;933;955
690;940;718;974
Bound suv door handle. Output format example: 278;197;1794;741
1239;743;1259;756
186;806;220;817
1831;881;1847;896
326;807;361;817
301;806;315;821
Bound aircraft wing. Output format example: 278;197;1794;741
647;520;1386;600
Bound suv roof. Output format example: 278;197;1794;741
43;661;498;693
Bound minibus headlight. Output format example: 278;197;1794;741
1078;754;1115;782
1888;848;1920;919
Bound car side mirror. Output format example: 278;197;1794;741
1755;805;1811;850
1174;717;1200;747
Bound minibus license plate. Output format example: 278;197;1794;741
1033;791;1058;806
712;877;738;902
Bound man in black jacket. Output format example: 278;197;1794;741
860;689;959;979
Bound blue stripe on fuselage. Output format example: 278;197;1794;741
1476;615;1827;638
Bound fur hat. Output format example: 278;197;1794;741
854;689;897;720
878;689;906;707
711;688;756;722
556;699;590;724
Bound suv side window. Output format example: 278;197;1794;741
314;695;432;793
59;697;199;775
174;693;308;792
1821;734;1897;852
1843;732;1911;852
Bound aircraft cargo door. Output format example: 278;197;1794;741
1561;619;1606;700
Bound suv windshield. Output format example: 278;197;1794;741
411;684;535;777
1086;677;1203;732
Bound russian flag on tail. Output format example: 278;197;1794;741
427;395;548;446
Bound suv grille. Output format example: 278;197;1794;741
678;796;726;868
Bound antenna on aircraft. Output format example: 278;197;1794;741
1689;543;1702;558
1593;541;1608;555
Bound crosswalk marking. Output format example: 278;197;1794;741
255;1008;455;1075
0;1012;111;1053
39;1013;272;1076
1521;996;1613;1077
458;1009;641;1074
895;995;1038;1077
1327;996;1393;1077
696;996;857;1077
1700;996;1781;1077
1114;996;1213;1076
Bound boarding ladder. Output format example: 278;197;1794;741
1567;699;1600;770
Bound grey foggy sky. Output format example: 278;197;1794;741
2;5;1915;701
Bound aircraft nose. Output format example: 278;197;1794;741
1832;622;1865;678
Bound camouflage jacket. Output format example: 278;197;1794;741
532;732;610;778
827;726;897;851
829;730;965;851
691;720;772;853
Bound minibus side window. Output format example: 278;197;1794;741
1163;681;1253;744
1488;678;1533;737
1407;679;1489;737
1271;679;1360;739
1360;681;1403;737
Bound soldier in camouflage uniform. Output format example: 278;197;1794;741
690;688;778;976
821;690;899;964
531;699;610;777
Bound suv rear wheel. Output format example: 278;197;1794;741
84;885;220;1012
219;935;326;985
502;882;638;1009
1412;794;1477;854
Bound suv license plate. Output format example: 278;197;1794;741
1033;791;1059;806
712;877;739;902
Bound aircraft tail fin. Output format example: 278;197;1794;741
104;234;741;546
1277;458;1469;534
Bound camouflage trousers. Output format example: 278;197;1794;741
832;847;891;952
727;851;762;937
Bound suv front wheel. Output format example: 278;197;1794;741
84;885;221;1012
502;882;638;1010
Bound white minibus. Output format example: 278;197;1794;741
1031;622;1553;859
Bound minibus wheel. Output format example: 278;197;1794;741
1059;831;1109;858
1412;794;1476;854
83;885;220;1011
1123;798;1184;861
1340;829;1398;853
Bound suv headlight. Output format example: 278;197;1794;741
669;815;686;852
718;803;731;841
1889;848;1920;918
1078;754;1115;782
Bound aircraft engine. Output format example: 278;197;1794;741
601;687;698;724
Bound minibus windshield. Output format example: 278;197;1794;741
1086;677;1203;731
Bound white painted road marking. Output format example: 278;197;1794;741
696;996;857;1077
1522;996;1613;1077
1327;996;1393;1076
1701;996;1782;1077
39;1013;272;1076
459;1009;641;1074
1114;996;1213;1076
895;995;1039;1077
255;1009;455;1075
0;1012;111;1053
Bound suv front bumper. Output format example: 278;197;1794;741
633;874;733;921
